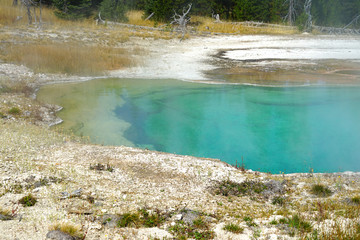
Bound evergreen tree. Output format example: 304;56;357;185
53;0;92;20
99;0;127;22
144;0;190;22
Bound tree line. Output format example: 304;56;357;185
16;0;360;28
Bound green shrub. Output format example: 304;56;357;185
19;194;37;207
244;216;258;227
311;184;333;197
287;215;312;233
223;223;244;233
117;212;141;228
351;196;360;205
8;107;21;115
117;208;166;228
272;196;286;206
215;180;267;197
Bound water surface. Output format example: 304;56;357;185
38;78;360;173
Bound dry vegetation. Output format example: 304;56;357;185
5;43;133;75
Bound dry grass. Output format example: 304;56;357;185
49;222;84;239
191;16;298;35
127;10;158;27
0;0;58;26
5;43;133;75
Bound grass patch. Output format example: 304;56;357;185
8;107;21;115
117;208;166;228
223;223;244;234
310;184;333;197
18;194;37;207
351;196;360;205
168;223;215;240
243;216;258;227
287;215;312;233
215;180;267;197
5;43;133;75
272;196;286;206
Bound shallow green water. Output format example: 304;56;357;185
38;78;360;173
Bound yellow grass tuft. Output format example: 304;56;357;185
191;16;298;35
5;43;133;75
50;222;83;238
126;10;162;28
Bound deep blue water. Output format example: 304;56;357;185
37;78;360;173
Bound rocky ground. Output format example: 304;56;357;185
1;25;360;240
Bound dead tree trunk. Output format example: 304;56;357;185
171;3;192;40
145;12;155;21
284;0;296;25
304;0;312;32
344;14;360;29
33;4;37;24
39;0;42;25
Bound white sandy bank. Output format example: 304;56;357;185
110;34;360;81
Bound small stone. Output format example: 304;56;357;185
45;230;75;240
0;214;13;221
181;210;200;225
101;214;120;228
173;214;182;221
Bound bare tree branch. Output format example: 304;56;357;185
304;0;312;32
171;3;192;40
145;12;155;21
283;0;296;25
344;14;360;29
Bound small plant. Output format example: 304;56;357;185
287;214;312;233
8;107;21;115
243;216;258;227
272;196;286;206
223;223;244;234
117;212;141;228
18;194;37;207
139;208;165;228
311;184;333;197
279;218;288;224
233;157;246;172
0;207;13;221
0;112;6;118
168;223;214;240
215;180;267;197
117;208;166;228
270;219;278;225
89;163;114;172
193;217;207;229
351;196;360;205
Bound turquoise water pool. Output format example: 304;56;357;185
37;78;360;173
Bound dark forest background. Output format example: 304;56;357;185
45;0;360;28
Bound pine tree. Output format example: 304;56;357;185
53;0;92;20
99;0;127;22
